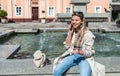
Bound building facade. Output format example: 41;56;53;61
57;0;110;23
0;0;119;23
0;0;72;22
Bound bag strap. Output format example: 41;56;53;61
39;53;46;67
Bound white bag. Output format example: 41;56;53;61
93;61;105;76
33;50;46;68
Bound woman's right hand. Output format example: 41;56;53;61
65;24;74;46
68;24;74;35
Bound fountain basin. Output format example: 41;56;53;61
0;30;120;59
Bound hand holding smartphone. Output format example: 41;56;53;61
69;24;73;31
68;24;74;36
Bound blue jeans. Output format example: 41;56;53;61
53;54;91;76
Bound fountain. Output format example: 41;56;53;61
94;32;120;57
39;29;46;50
0;30;120;59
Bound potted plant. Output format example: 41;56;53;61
41;17;46;23
41;10;46;23
0;10;8;24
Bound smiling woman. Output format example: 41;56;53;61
53;12;96;76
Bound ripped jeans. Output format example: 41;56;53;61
53;54;91;76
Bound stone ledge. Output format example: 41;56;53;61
0;29;14;38
14;29;39;34
0;57;120;76
0;45;21;59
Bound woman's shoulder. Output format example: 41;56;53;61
85;30;95;38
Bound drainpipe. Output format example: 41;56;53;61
11;0;13;22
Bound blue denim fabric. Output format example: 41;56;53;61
53;54;91;76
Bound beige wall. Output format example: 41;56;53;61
87;0;110;13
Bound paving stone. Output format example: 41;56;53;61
0;57;120;76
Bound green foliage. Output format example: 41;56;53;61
42;10;45;13
0;10;8;18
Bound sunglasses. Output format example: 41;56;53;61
72;12;84;17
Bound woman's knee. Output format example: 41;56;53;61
53;67;63;76
78;60;91;76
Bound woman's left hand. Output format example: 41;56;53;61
71;48;84;55
71;48;79;54
79;50;84;55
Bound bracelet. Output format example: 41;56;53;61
74;46;82;50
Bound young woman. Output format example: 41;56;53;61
53;12;96;76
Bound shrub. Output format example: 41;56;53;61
0;10;8;18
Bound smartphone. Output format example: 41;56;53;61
70;24;73;31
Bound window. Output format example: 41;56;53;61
95;6;101;13
66;7;70;13
15;6;22;16
49;7;54;16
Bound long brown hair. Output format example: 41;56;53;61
72;12;87;47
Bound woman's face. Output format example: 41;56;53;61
71;15;83;29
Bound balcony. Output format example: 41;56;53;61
110;0;120;10
112;0;120;2
70;0;90;4
110;0;120;5
56;13;109;23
